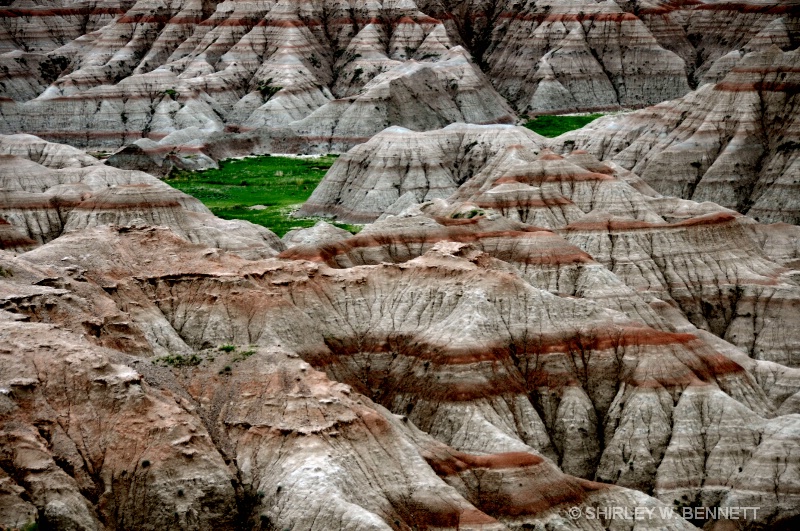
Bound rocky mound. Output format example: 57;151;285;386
553;47;800;224
0;135;284;257
297;123;548;223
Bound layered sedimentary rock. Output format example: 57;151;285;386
0;126;799;528
0;134;284;257
298;124;800;368
281;220;352;248
0;224;717;530
0;0;515;157
746;222;800;268
0;133;99;168
1;2;799;528
3;0;795;159
479;0;691;113
0;220;797;528
298;123;548;222
553;47;800;225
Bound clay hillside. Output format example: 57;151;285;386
1;1;800;530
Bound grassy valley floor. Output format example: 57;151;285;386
165;155;360;237
523;114;605;137
166;116;605;235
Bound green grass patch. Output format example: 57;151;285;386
523;114;605;138
165;155;361;237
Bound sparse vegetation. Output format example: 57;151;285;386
218;344;236;353
165;155;361;236
257;78;282;99
233;349;256;362
154;353;201;367
0;266;12;278
523;113;605;137
452;209;484;219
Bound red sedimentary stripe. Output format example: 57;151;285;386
307;328;701;366
0;7;124;17
622;339;748;389
424;447;609;516
539;153;563;161
715;81;800;93
0;199;63;209
70;199;183;210
279;228;594;266
255;18;307;28
693;3;800;15
496;11;640;23
494;170;614;184
563;212;738;231
0;234;36;248
425;450;543;476
0;219;36;249
729;67;800;74
474;197;575;208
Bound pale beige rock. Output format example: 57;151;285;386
282;220;353;248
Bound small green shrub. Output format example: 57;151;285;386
154;353;201;367
257;78;283;98
233;349;256;362
218;344;236;353
452;209;484;219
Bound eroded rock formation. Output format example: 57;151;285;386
0;127;799;528
2;0;795;160
0;134;285;257
553;47;800;225
1;2;799;529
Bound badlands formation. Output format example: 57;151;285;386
1;1;800;531
0;0;797;168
